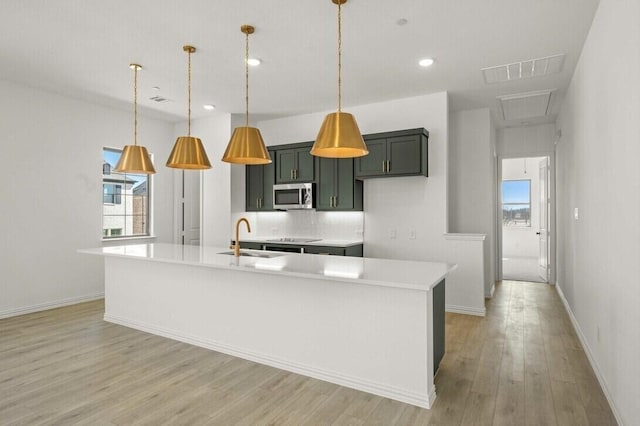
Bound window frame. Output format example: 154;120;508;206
501;179;532;228
102;147;154;241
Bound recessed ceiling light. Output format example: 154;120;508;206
203;104;216;111
151;86;160;91
247;58;261;66
419;58;434;67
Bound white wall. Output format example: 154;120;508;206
501;157;544;259
556;0;640;423
0;79;175;318
448;108;495;296
188;113;232;247
255;93;486;315
497;123;556;157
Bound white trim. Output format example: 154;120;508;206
555;284;623;426
486;282;496;298
104;314;436;409
0;293;104;319
443;233;486;241
446;304;486;317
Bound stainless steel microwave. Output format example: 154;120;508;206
273;183;314;210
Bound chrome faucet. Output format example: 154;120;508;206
231;217;251;257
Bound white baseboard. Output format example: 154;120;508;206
446;304;485;317
104;314;436;409
555;284;623;426
0;293;104;320
486;283;496;298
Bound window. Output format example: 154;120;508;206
103;184;121;204
502;179;531;227
102;147;151;238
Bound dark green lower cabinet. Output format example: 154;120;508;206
303;244;363;257
234;242;364;257
433;279;445;374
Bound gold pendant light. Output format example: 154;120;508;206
166;45;212;169
222;25;271;165
311;0;368;158
114;64;156;174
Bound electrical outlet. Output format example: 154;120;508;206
409;230;416;240
389;229;397;239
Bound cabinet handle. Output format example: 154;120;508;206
382;161;386;173
330;196;334;207
294;169;298;179
386;161;391;173
334;196;338;207
259;197;263;209
290;169;293;180
256;197;260;209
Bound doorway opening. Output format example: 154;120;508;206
500;156;550;283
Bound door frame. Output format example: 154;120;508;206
173;169;204;245
496;151;556;284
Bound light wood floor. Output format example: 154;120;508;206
0;281;616;425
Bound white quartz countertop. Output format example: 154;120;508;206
79;243;456;291
236;238;363;247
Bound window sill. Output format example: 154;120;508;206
102;235;157;244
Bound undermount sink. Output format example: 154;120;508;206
218;251;284;258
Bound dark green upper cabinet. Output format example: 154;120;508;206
245;151;275;211
317;157;363;211
356;128;429;179
275;143;315;183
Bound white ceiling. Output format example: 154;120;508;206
0;0;599;127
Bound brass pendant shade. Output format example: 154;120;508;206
166;46;212;169
166;136;211;169
311;112;368;158
115;145;156;174
311;0;368;158
222;127;271;164
221;25;271;165
114;64;156;174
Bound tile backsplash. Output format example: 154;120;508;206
231;210;364;241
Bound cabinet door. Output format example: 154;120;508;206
387;135;422;176
276;149;296;183
261;156;275;210
316;157;336;210
355;138;387;178
303;246;346;256
335;158;355;210
294;148;315;181
246;164;264;211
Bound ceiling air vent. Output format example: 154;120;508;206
482;54;565;84
149;95;173;103
497;89;555;121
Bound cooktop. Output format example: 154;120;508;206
266;238;322;243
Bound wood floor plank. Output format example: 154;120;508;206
0;283;618;425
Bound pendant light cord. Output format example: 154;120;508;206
245;31;250;128
337;1;342;112
187;49;192;136
133;65;138;146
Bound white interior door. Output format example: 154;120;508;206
181;170;201;246
537;158;549;281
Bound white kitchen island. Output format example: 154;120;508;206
80;243;455;408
